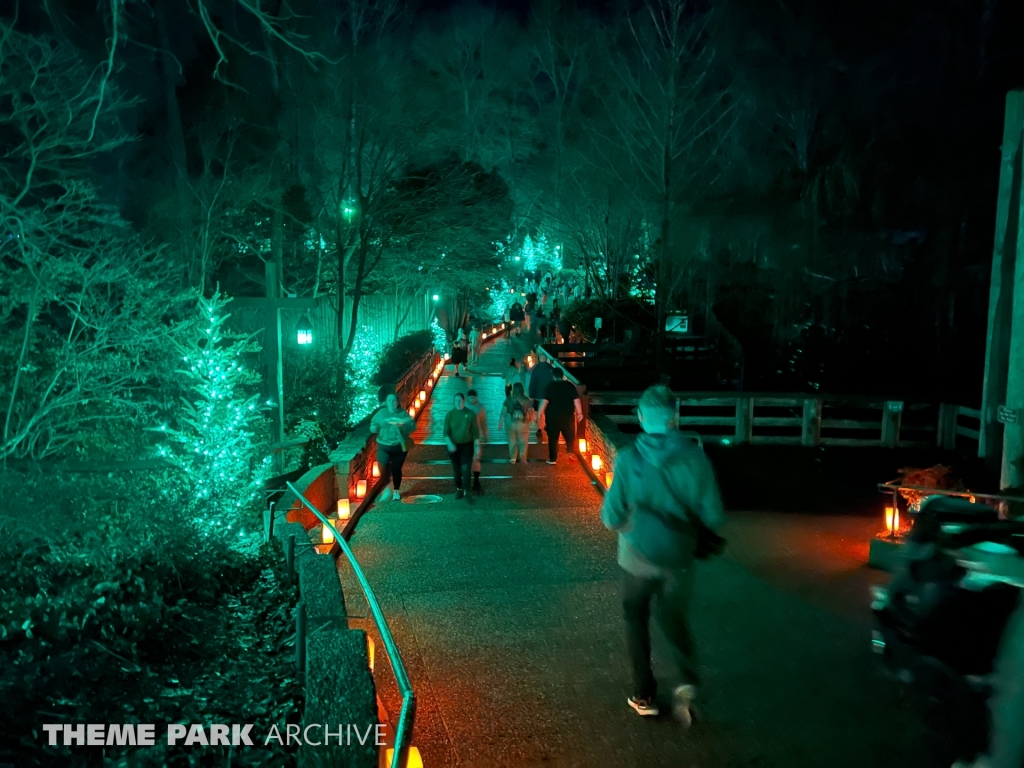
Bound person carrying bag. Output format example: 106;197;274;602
601;385;725;725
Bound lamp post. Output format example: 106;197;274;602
297;314;313;346
232;259;319;475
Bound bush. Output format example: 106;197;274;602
374;330;433;389
0;477;302;767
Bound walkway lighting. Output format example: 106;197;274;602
419;390;427;402
604;472;614;489
371;461;380;478
578;438;588;453
296;314;313;345
337;499;351;522
355;480;367;499
432;294;439;301
322;521;336;544
591;454;603;471
367;636;375;672
408;406;416;417
385;747;422;768
884;506;899;536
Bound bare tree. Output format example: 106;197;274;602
0;25;184;460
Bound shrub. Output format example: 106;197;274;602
374;330;433;389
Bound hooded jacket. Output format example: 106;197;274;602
600;431;724;577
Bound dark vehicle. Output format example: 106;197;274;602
871;496;1024;760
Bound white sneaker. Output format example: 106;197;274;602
378;488;392;503
392;489;401;502
627;697;659;717
672;684;696;728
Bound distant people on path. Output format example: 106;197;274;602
535;307;548;342
523;296;535;332
536;368;582;464
499;381;533;464
450;337;468;377
468;325;482;367
600;385;724;725
369;393;415;502
510;301;525;335
527;350;555;443
443;392;480;500
466;389;489;493
504;357;525;398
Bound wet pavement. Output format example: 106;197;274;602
340;336;954;768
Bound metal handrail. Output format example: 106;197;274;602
535;345;581;386
286;482;416;768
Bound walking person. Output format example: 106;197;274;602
510;301;524;336
601;385;724;724
536;368;582;464
499;382;533;464
450;337;467;377
466;389;489;493
468;325;482;367
369;393;415;502
527;350;555;444
504;357;524;398
443;393;480;500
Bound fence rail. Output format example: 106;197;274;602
590;392;981;451
286;482;415;768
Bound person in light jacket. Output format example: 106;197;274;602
601;385;724;725
369;393;415;502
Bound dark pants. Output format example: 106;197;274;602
546;414;576;462
622;567;699;700
377;443;408;490
448;442;474;491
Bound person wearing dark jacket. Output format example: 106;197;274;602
601;385;724;725
527;351;555;443
443;393;480;500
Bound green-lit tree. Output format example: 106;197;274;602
157;293;269;536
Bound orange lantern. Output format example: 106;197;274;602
591;455;603;471
408;406;416;417
355;479;367;499
337;498;351;522
371;461;380;478
604;471;614;489
366;636;375;672
322;521;336;544
419;390;427;402
578;438;588;453
385;747;422;768
884;506;899;535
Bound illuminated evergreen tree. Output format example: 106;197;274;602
157;293;269;536
345;325;382;425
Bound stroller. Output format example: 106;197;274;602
871;496;1024;759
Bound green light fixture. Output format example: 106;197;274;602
297;314;313;346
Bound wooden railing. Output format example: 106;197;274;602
589;392;983;451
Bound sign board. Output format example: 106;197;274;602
665;313;689;334
594;317;603;329
886;401;904;413
998;406;1019;424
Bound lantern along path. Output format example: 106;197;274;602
340;337;956;767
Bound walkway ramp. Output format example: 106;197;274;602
341;337;953;768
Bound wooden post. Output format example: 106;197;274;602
937;403;958;449
980;91;1024;488
296;601;307;677
735;397;753;444
882;401;903;448
801;399;822;446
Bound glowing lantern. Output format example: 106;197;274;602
491;327;497;334
591;454;603;471
371;461;380;478
419;390;427;402
408;406;416;417
337;498;351;522
355;479;367;499
578;438;588;453
604;472;614;489
322;520;336;544
884;506;899;535
366;636;375;672
385;747;422;768
296;314;313;346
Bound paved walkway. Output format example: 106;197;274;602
341;336;955;768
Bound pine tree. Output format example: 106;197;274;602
157;293;269;536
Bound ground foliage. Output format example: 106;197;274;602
0;477;302;767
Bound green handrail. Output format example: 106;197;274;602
286;482;416;768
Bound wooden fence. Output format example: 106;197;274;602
588;393;984;451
